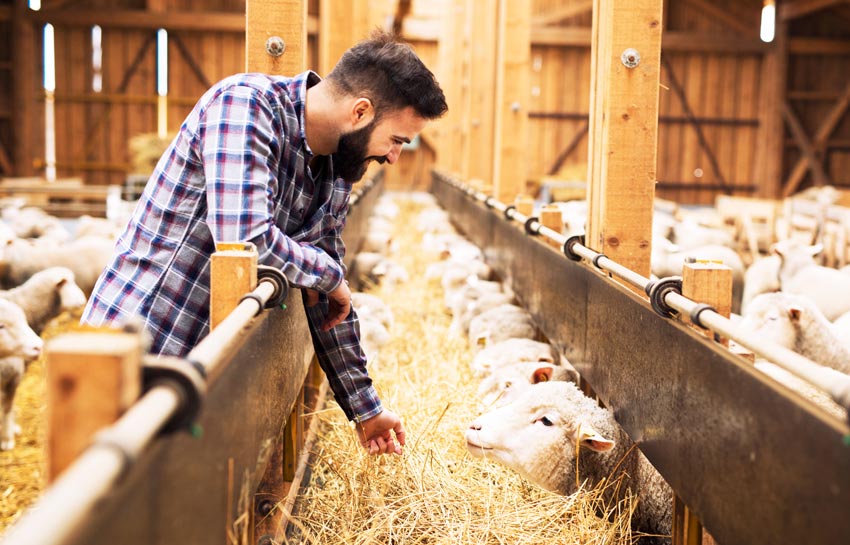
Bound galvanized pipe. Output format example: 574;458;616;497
439;172;850;415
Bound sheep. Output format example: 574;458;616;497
753;361;847;421
0;299;45;450
477;361;576;407
357;315;390;364
424;258;491;283
351;292;394;330
467;304;537;349
351;252;408;287
741;254;781;313
444;278;504;317
775;245;850;321
651;242;744;314
670;218;735;250
448;291;515;337
74;214;124;241
465;381;672;541
0;235;115;295
361;228;396;255
0;267;87;334
471;338;560;377
2;205;71;243
739;292;850;375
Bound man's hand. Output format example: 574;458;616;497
356;409;406;456
322;280;351;331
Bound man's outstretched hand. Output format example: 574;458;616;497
304;281;351;331
356;409;406;456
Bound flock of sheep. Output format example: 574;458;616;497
351;186;850;543
0;205;116;451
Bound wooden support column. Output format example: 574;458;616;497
209;243;259;329
246;0;307;75
245;5;307;541
755;14;787;198
586;0;662;278
681;260;733;346
319;0;357;76
492;0;531;204
466;0;498;185
46;330;143;481
12;0;37;176
434;0;464;173
540;204;564;248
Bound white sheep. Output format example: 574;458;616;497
467;304;537;349
357;314;390;365
465;381;672;540
351;292;394;330
448;291;515;337
74;214;124;241
351;252;408;287
2;206;70;243
739;292;850;375
0;267;88;334
471;338;560;377
775;246;850;321
741;254;781;313
0;299;45;450
670;218;735;250
0;235;115;295
424;258;491;283
477;361;576;407
444;278;504;317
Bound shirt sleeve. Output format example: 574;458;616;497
197;84;344;294
304;294;383;422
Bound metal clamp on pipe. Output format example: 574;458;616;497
141;356;207;434
563;235;585;261
503;205;516;220
689;303;717;329
648;276;683;319
524;216;540;235
484;196;498;209
256;265;291;309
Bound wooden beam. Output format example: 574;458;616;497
586;0;663;277
661;56;729;189
783;78;850;196
531;0;593;27
547;121;589;175
171;34;212;89
788;37;850;55
782;101;831;189
532;27;771;53
434;0;464;173
681;0;754;36
754;18;787;198
492;0;531;203
319;0;357;75
246;0;306;75
465;0;498;184
12;2;36;176
780;0;849;21
392;0;412;35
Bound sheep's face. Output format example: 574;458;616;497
466;382;614;494
57;275;88;311
739;293;802;350
0;300;43;361
477;363;557;407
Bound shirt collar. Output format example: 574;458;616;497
288;70;322;157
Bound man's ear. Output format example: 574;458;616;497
351;97;375;128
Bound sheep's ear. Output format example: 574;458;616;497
56;278;68;288
807;243;824;257
532;366;554;383
576;424;615;453
788;306;803;322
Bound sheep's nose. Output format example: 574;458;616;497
469;423;482;431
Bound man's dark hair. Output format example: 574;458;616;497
327;30;448;120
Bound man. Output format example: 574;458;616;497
82;31;448;456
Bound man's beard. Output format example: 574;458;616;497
332;121;385;183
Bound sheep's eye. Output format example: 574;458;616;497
536;416;553;426
503;381;512;389
0;324;6;330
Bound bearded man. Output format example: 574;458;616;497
82;31;448;456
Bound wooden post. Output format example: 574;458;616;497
540;204;564;248
466;0;498;186
209;243;259;329
46;330;143;481
681;260;733;346
435;0;464;173
585;0;662;278
514;194;534;216
12;1;37;177
318;0;357;76
246;0;307;75
492;0;531;204
245;4;307;540
755;14;787;199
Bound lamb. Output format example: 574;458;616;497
448;291;515;337
2;205;70;243
739;292;850;375
444;278;504;317
465;381;672;542
351;292;394;330
74;214;124;241
775;247;850;321
424;258;491;283
467;304;537;349
357;315;390;364
0;267;88;334
0;299;45;450
0;235;115;294
471;338;560;376
351;252;408;287
741;254;781;313
477;361;576;407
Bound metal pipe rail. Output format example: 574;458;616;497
432;171;850;545
436;171;850;415
0;279;279;545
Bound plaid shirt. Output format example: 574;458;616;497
82;71;381;422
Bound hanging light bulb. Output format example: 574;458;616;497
760;0;776;43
